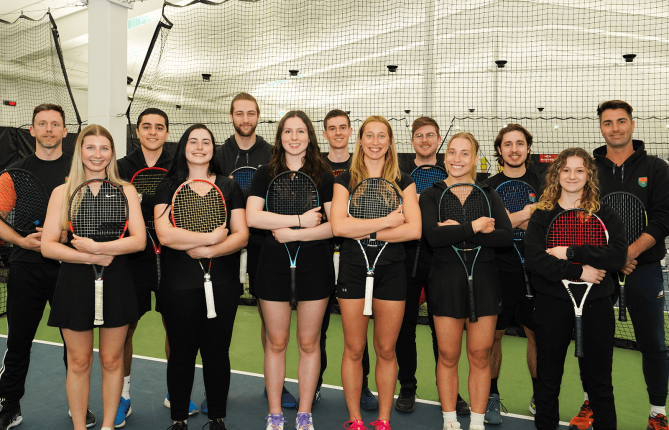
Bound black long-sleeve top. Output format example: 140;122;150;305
421;181;513;264
524;204;628;301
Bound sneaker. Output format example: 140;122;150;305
569;401;594;430
164;391;199;415
265;413;287;430
360;387;379;411
443;420;461;429
0;404;22;430
206;418;227;430
394;385;416;413
67;406;97;428
343;420;368;430
295;412;314;430
529;394;536;415
114;397;132;428
484;393;507;424
264;386;297;408
456;395;470;415
201;393;208;414
167;421;188;430
468;425;485;430
369;419;390;430
648;413;669;430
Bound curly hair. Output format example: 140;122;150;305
534;147;600;215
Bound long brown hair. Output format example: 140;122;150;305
534;147;600;215
268;110;330;187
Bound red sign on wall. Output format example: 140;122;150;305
540;154;557;163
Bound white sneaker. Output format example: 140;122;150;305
444;420;461;429
265;413;286;430
468;425;485;430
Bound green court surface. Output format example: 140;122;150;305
0;298;650;429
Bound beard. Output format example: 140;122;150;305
36;136;61;149
234;122;257;138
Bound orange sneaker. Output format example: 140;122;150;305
648;413;669;430
569;401;594;430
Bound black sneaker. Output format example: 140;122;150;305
204;418;227;430
0;403;22;430
68;406;97;428
167;421;188;430
394;385;416;413
456;394;471;415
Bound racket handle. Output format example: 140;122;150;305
94;279;104;326
618;281;627;322
522;264;534;301
333;251;340;285
204;276;217;319
363;275;373;316
411;239;421;279
574;315;584;357
468;278;478;323
239;248;248;284
155;253;161;292
289;266;297;307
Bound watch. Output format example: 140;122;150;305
566;246;575;260
369;232;377;241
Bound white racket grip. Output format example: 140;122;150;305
333;251;340;284
363;275;373;316
204;275;217;319
239;248;248;284
94;279;104;326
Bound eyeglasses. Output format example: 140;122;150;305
414;133;438;141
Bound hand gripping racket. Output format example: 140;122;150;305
546;209;609;357
131;167;168;290
439;183;491;322
348;178;402;316
265;171;319;307
495;180;538;300
68;180;129;326
410;165;448;278
229;166;257;283
601;192;646;322
171;179;227;318
0;169;49;236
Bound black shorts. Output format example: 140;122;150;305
496;269;535;331
336;262;406;301
128;256;157;318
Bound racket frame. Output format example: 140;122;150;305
0;168;49;236
229;166;258;283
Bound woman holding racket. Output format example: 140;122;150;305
419;132;512;430
524;148;626;430
41;124;146;430
330;116;421;430
153;124;248;430
246;111;335;430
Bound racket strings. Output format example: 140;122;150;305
440;185;489;249
0;170;49;232
349;181;400;220
266;173;319;218
601;193;646;245
131;169;167;195
230;167;256;190
173;182;227;233
496;181;537;240
412;167;448;194
70;181;128;242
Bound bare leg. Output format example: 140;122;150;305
372;299;404;421
295;298;328;413
524;326;537;379
260;299;292;414
465;316;497;414
99;326;129;428
62;329;94;430
433;317;464;412
489;329;505;380
339;298;370;421
258;301;267;351
123;321;138;377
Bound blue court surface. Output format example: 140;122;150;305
4;336;569;429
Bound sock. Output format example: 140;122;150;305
442;411;457;426
470;411;485;427
122;376;130;400
584;392;589;403
651;405;666;417
531;377;537;394
490;378;499;396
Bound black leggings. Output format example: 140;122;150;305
158;283;240;421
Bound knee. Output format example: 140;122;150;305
343;343;365;362
266;334;289;355
68;351;93;374
437;348;460;369
467;348;491;369
297;335;320;356
375;344;396;362
99;350;123;372
493;330;505;343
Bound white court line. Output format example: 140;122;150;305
0;335;570;425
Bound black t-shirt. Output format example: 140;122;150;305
484;169;544;272
153;175;245;290
8;154;72;266
334;171;414;266
325;156;351;248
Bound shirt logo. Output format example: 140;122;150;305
529;192;537;203
639;177;648;188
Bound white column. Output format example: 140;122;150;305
88;0;129;157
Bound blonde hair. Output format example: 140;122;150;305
534;147;600;215
445;132;480;181
348;116;402;194
60;124;129;229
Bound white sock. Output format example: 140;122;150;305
651;405;666;417
583;392;589;402
442;411;458;428
470;411;485;427
122;376;130;400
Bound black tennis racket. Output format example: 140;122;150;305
439;183;491;322
229;166;258;283
68;180;129;326
266;171;320;307
0;169;49;236
331;168;348;282
495;180;538;300
410;165;448;278
131;167;168;290
601;191;647;322
546;209;609;357
348;178;402;316
171;179;227;319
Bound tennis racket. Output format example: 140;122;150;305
410;165;448;278
331;168;347;282
0;169;49;236
171;179;227;318
266;171;319;307
229;166;257;283
601;191;646;322
546;209;609;357
348;178;402;316
131;167;168;290
439;183;491;322
495;180;538;300
68;180;129;326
